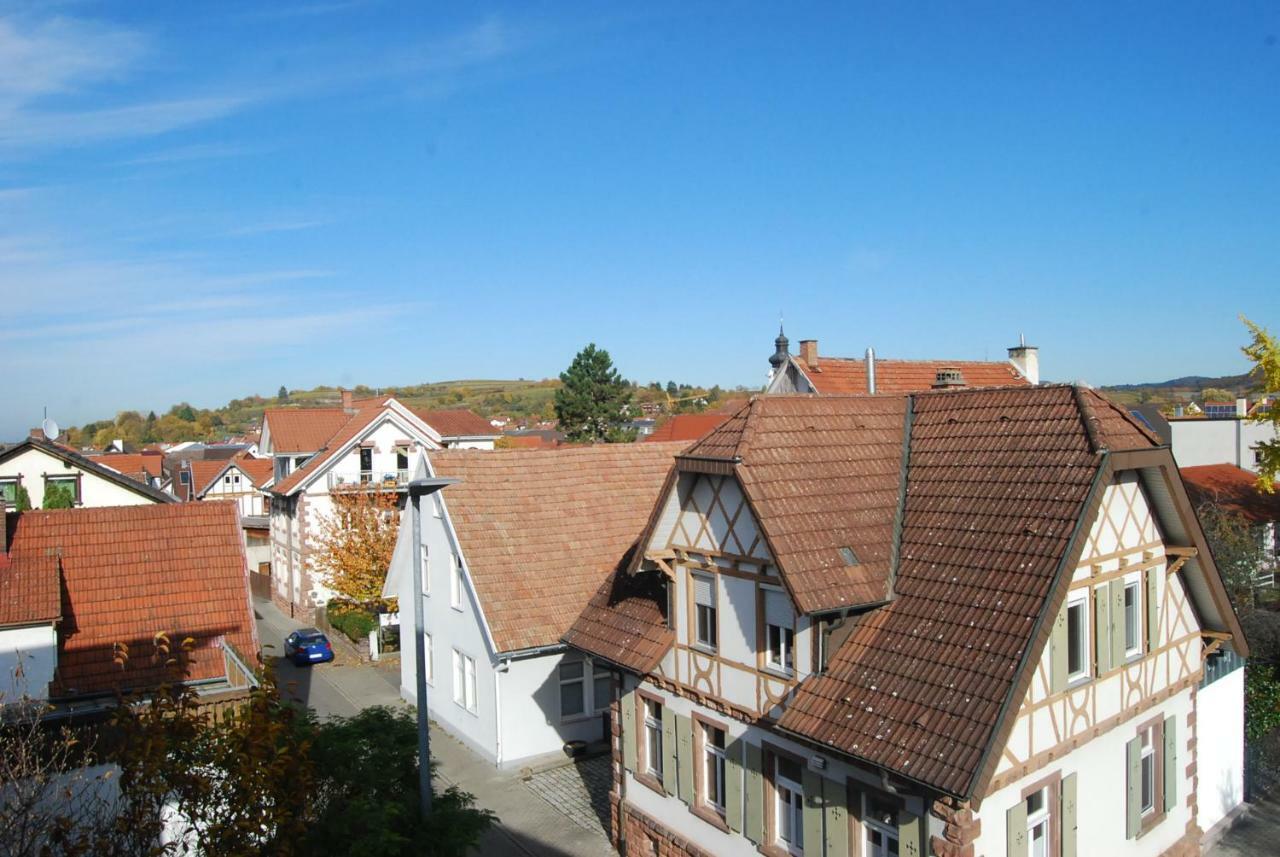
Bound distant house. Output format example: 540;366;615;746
384;442;681;769
88;451;168;492
1168;397;1278;471
186;456;276;575
264;393;497;618
0;437;175;510
764;328;1039;394
644;413;730;444
0;502;259;706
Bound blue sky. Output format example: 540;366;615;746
2;1;1278;438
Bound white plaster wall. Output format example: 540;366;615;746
0;624;57;700
445;439;496;450
0;447;158;508
202;466;266;516
1197;668;1245;832
497;651;607;766
975;688;1195;857
1169;419;1277;471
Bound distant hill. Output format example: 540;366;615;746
1100;370;1259;406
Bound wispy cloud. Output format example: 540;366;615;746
226;219;329;237
0;15;144;107
0;95;251;149
118;141;267;166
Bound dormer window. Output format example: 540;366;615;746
692;573;717;651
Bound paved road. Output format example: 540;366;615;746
1206;794;1280;857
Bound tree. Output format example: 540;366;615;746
277;385;290;403
1200;386;1235;403
1242;316;1280;491
554;344;636;443
42;483;75;509
1195;502;1265;611
313;487;402;603
12;485;31;512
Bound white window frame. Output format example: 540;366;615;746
701;723;726;817
767;623;795;673
643;698;663;778
420;544;430;596
452;649;476;713
1140;725;1156;815
1026;786;1050;857
1123;573;1142;659
0;478;19;506
775;755;805;855
558;658;587;720
863;794;899;857
424;632;433;684
692;572;717;652
1066;591;1090;684
450;553;462;610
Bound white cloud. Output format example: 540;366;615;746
118;141;267;166
0;95;251;149
226;219;329;237
0;15;144;108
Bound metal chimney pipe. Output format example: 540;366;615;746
865;347;876;394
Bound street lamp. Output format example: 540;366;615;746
407;475;458;820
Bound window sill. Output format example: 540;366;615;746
1066;674;1091;689
1136;809;1167;839
691;802;730;833
759;843;798;857
559;712;593;724
761;665;795;680
691;643;718;656
634;770;666;797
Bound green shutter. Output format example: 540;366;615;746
1164;716;1178;813
1006;799;1028;857
725;737;744;833
1126;736;1141;839
662;705;677;795
1146;568;1159;653
1095;588;1111;675
1061;773;1078;857
676;714;694;805
744;742;764;845
1110;579;1126;668
898;811;924;857
1050;605;1068;693
824;780;849;857
802;767;824;856
621;688;637;775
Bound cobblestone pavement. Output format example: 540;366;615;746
523;754;612;836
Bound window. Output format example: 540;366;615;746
424;633;433;683
767;624;795;672
450;554;462;609
559;659;586;718
45;476;79;505
775;755;805;855
1140;724;1156;815
1124;577;1142;658
1026;787;1050;857
764;588;795;673
273;457;289;480
0;479;18;506
396;446;409;472
419;544;430;596
452;650;476;712
181;469;193;484
693;573;717;650
701;723;727;816
593;662;612;712
1066;594;1089;682
432;494;442;519
643;698;663;778
864;794;899;857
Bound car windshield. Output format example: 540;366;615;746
297;631;325;644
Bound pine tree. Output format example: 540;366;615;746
554;344;636;443
1242;316;1280;490
278;385;290;403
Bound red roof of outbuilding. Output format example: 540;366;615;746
1181;464;1280;523
411;408;497;438
796;357;1029;394
644;413;730;444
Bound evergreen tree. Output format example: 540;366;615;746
554;344;636;442
42;483;75;509
278;385;290;403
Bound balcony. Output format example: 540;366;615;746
327;470;410;491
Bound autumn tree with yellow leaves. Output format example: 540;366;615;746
313;486;402;603
1242;316;1280;491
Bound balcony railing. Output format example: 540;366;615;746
327;470;410;490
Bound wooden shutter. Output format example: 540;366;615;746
848;784;864;854
744;743;765;845
1061;773;1078;857
1125;736;1141;839
662;705;678;795
1146;568;1160;652
676;715;694;805
1164;716;1178;813
725;737;744;833
802;767;824;856
1109;579;1125;668
898;811;925;857
1006;800;1028;857
1050;604;1068;693
621;688;637;775
824;780;850;857
1095;589;1111;675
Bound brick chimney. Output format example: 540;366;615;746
799;340;818;369
933;367;966;388
341;388;354;413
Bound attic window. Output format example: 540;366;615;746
840;547;860;566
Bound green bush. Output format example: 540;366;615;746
329;602;378;643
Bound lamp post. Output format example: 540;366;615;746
407;475;458;820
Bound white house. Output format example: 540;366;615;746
186;456;276;575
764;329;1039;394
383;442;681;769
1168;398;1278;472
565;387;1248;857
0;437;176;510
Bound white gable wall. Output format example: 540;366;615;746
0;447;159;508
1197;667;1245;833
0;624;57;700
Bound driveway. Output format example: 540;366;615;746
1206;794;1280;857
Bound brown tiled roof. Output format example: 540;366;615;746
189;459;231;496
502;434;560;450
6;503;259;698
682;396;908;612
0;515;61;629
411;409;497;438
1078;387;1166;449
93;453;164;480
236;457;275;488
270;404;384;495
644;414;729;444
562;565;673;674
190;457;274;496
1182;464;1280;523
262;408;352;453
795;357;1028;394
777;385;1124;796
431;443;682;653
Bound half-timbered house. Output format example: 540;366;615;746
564;386;1248;857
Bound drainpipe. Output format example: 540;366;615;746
494;658;505;766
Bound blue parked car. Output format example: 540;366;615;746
284;628;334;666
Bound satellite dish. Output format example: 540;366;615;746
42;417;60;442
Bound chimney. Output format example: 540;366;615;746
933;367;966;389
799;340;818;369
865;346;877;394
341;388;354;413
1236;397;1248;418
1007;334;1040;385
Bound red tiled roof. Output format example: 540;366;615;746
236;457;275;489
644;413;730;444
502;435;560;450
795;357;1029;394
270;404;384;495
189;459;231;497
1181;464;1280;523
431;443;682;652
93;453;164;480
411;409;497;438
0;516;61;629
262;408;352;453
563;565;673;674
6;503;258;698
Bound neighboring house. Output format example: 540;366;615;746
89;451;167;491
264;394;495;618
1168;397;1278;472
0;437;176;510
1181;462;1280;587
0;502;259;707
187;456;276;575
165;443;254;500
764;328;1038;394
564;386;1247;857
383;442;682;769
644;414;731;444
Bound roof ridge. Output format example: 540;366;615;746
1084;387;1166;447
